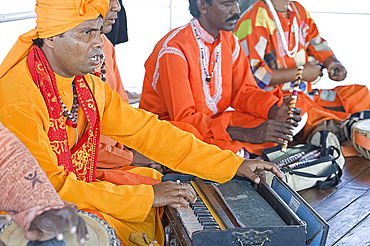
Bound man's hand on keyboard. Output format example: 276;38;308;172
236;159;283;184
152;181;197;208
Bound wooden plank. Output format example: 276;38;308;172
333;214;370;246
311;166;370;221
314;186;369;221
323;188;370;245
299;157;370;205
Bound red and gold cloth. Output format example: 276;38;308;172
27;45;100;182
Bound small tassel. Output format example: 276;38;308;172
66;119;73;126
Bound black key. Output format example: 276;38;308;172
203;225;220;230
198;217;215;223
194;210;211;216
201;221;219;226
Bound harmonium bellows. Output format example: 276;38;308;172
162;175;328;246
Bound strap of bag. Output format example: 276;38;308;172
282;161;336;178
282;151;343;190
316;161;342;190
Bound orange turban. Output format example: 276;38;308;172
0;0;109;78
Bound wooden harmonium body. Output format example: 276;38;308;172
162;174;328;246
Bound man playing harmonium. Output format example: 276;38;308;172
0;0;293;245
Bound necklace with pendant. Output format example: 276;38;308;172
94;53;106;82
59;80;79;146
192;20;220;83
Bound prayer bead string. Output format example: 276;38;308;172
60;80;79;147
192;19;220;83
94;53;106;82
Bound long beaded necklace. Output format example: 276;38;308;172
191;19;223;115
192;19;220;83
265;0;299;58
94;53;106;82
59;80;79;147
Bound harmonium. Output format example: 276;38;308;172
162;174;328;246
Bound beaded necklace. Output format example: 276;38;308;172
192;19;220;82
59;80;79;146
94;53;106;82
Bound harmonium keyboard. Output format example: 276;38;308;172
162;174;328;246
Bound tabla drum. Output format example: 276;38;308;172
352;119;370;160
0;210;121;246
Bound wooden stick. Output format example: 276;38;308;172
281;66;304;152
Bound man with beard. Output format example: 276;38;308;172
140;0;301;158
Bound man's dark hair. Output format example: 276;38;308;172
189;0;213;18
32;38;44;48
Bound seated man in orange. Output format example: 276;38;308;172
234;0;370;141
139;0;301;158
96;0;161;172
0;122;88;245
0;0;283;245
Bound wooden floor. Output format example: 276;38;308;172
298;156;370;246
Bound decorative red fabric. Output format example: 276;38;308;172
27;46;101;182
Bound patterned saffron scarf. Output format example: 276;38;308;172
27;45;100;182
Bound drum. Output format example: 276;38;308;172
352;119;370;160
0;210;121;246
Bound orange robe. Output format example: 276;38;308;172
0;57;244;245
140;18;283;155
234;1;370;139
97;34;133;169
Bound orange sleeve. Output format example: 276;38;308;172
229;39;281;118
156;52;217;139
299;3;334;63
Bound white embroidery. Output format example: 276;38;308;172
232;35;240;64
152;25;188;90
191;19;223;115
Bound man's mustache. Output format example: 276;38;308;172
226;14;240;22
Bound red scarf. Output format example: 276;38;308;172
27;46;100;182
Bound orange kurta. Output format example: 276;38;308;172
0;56;244;245
98;34;133;169
234;1;370;139
140;18;283;155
